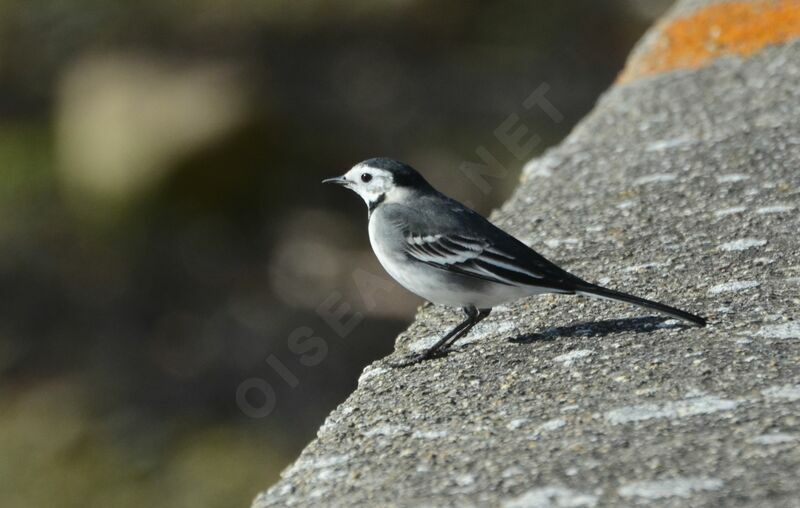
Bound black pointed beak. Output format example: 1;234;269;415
322;175;349;186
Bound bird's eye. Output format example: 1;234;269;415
361;173;372;183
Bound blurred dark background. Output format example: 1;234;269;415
0;1;670;506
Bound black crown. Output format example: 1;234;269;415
360;158;431;189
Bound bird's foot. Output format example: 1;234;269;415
388;349;446;368
388;352;427;368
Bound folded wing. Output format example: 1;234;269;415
404;232;556;287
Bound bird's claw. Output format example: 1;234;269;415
388;352;427;368
388;349;448;368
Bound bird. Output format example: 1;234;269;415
323;157;705;367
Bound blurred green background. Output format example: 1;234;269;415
0;1;669;506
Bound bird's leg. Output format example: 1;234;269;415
419;307;477;358
441;307;491;351
389;306;491;367
389;316;473;368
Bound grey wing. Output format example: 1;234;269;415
403;232;563;289
381;197;583;291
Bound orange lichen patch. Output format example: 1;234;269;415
618;0;800;83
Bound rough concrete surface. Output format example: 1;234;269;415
254;1;800;506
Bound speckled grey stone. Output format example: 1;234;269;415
253;3;800;507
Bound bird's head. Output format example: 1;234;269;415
323;158;432;210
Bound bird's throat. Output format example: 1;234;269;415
368;193;386;217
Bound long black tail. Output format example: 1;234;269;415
575;284;706;327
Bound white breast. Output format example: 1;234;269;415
367;217;423;295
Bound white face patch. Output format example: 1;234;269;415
342;164;395;206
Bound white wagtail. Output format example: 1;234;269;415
324;158;705;366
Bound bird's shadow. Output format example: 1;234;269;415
508;316;688;344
